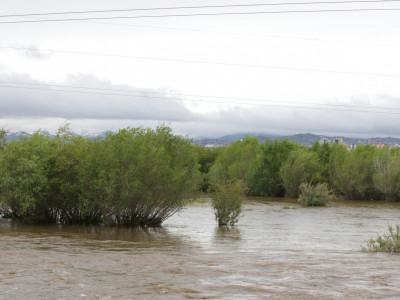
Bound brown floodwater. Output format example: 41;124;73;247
1;198;400;299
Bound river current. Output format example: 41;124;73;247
1;198;400;299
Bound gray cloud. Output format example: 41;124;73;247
0;73;199;122
1;72;400;138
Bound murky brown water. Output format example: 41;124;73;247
1;198;400;299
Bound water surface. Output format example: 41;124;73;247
1;198;400;299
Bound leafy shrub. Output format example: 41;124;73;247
298;182;336;207
0;125;201;226
280;149;322;198
363;225;400;253
211;181;245;226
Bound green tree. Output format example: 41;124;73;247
0;131;52;222
194;146;224;192
280;149;322;198
372;148;400;201
252;139;299;197
211;180;245;226
210;137;259;194
329;145;377;200
310;141;333;182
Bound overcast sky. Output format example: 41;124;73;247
1;0;400;137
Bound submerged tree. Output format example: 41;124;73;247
363;225;400;253
211;180;245;226
0;125;201;226
298;182;336;207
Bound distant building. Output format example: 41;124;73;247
319;137;329;145
334;138;343;144
375;144;386;149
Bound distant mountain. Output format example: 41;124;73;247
275;133;323;146
5;131;107;142
194;133;400;147
5;131;32;141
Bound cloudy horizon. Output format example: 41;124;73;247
1;0;400;138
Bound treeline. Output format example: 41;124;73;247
199;137;400;201
2;126;400;226
0;125;200;225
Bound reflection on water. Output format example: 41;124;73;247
1;198;400;299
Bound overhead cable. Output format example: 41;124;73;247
0;79;398;111
2;45;399;79
1;84;400;116
0;0;399;18
1;8;400;24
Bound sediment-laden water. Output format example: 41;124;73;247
1;198;400;299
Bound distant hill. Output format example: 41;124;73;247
5;131;32;141
275;133;323;146
194;133;400;147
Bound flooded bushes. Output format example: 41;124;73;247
298;182;336;207
363;225;400;253
211;181;245;226
0;125;200;226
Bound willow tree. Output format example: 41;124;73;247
209;137;259;194
280;149;322;198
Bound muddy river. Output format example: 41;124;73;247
1;198;400;299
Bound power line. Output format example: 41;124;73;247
15;6;400;48
84;21;400;48
0;0;398;18
1;8;400;24
0;79;398;111
1;83;400;116
2;45;400;79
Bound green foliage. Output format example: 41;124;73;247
0;125;200;226
329;145;377;200
280;149;323;198
0;131;53;222
298;182;336;207
310;141;333;182
194;146;223;192
210;137;259;194
253;139;299;197
363;225;400;253
211;181;245;226
372;148;400;201
0;128;8;150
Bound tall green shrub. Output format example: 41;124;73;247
329;145;377;200
211;181;245;226
253;139;299;197
280;149;322;198
372;148;400;201
298;182;336;207
210;137;259;194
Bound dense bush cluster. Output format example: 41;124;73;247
298;182;336;207
206;137;400;201
3;126;400;226
0;125;200;226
